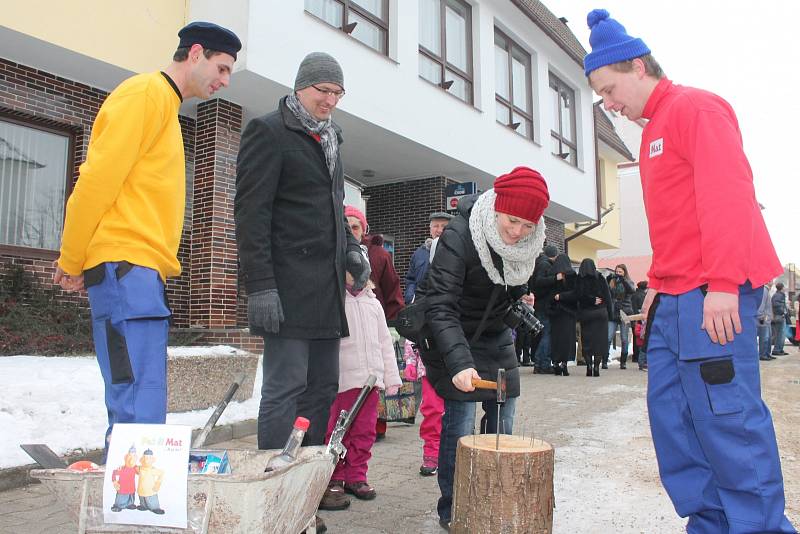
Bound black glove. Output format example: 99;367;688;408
247;289;284;334
346;250;371;290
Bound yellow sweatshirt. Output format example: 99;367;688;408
58;72;184;281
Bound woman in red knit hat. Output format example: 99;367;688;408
415;166;549;530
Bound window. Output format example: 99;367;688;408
495;29;533;139
0;116;72;252
549;73;577;166
305;0;389;55
418;0;473;104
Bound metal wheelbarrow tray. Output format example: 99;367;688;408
30;446;334;534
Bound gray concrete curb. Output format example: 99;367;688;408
1;419;257;493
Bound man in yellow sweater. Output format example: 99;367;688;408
53;22;241;452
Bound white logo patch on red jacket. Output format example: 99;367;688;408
649;138;664;158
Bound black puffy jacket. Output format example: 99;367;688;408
417;195;528;401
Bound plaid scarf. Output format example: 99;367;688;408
285;93;339;177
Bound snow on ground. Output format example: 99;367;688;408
0;349;263;469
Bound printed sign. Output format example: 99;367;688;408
445;181;477;213
103;424;192;529
649;138;664;158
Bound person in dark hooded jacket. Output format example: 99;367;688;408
417;166;549;530
549;253;578;376
606;263;635;369
576;258;612;377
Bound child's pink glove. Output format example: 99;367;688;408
385;384;401;396
404;363;417;381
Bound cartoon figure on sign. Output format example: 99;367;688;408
136;448;165;514
110;445;138;512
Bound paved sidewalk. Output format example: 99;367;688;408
2;350;797;533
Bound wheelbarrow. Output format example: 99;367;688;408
29;376;378;534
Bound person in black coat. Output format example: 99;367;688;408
549;253;578;376
234;53;370;458
528;245;559;373
606;263;635;369
630;280;648;364
576;259;612;376
417;167;549;530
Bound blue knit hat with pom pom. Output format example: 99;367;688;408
583;9;650;76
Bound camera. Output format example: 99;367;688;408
504;301;544;337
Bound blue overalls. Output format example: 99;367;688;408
86;262;171;450
646;282;796;533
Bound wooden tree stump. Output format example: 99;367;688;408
451;434;554;534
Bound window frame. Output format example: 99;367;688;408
494;27;534;139
549;73;578;166
418;0;474;105
0;110;76;259
304;0;390;56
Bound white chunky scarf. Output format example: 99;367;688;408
469;189;546;286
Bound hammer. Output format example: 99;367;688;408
471;369;507;449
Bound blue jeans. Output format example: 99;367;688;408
758;322;772;358
638;348;647;369
647;284;794;533
771;321;786;354
437;397;517;523
608;319;630;361
533;311;552;370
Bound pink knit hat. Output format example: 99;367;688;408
493;166;550;223
344;205;368;234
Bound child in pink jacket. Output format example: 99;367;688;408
321;274;402;508
404;339;445;476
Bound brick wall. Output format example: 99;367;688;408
363;176;454;296
189;99;242;328
543;216;566;253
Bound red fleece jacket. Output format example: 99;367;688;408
639;78;781;295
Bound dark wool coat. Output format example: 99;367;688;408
577;273;613;359
417;196;526;402
235;96;361;339
530;254;556;313
364;234;404;320
548;254;578;362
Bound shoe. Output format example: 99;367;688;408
344;481;377;500
439;518;451;531
553;365;562;376
632;355;639;363
561;362;569;376
151;508;165;515
302;515;328;534
593;365;600;377
778;351;789;355
375;432;385;441
402;416;416;424
126;504;137;510
420;457;438;476
319;481;351;510
586;364;593;376
620;363;627;370
601;361;608;369
111;506;121;512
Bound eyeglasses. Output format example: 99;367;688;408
311;84;345;99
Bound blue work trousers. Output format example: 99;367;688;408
86;263;170;452
646;283;795;533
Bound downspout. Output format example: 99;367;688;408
565;114;603;256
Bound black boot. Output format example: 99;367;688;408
586;355;593;376
601;355;608;369
553;364;562;376
593;363;600;377
562;362;569;376
620;353;627;370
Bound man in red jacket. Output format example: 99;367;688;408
585;9;794;534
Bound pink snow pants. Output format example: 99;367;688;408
325;387;379;483
420;377;444;460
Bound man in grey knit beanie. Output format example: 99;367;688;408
235;50;367;530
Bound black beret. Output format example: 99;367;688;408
178;21;242;60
